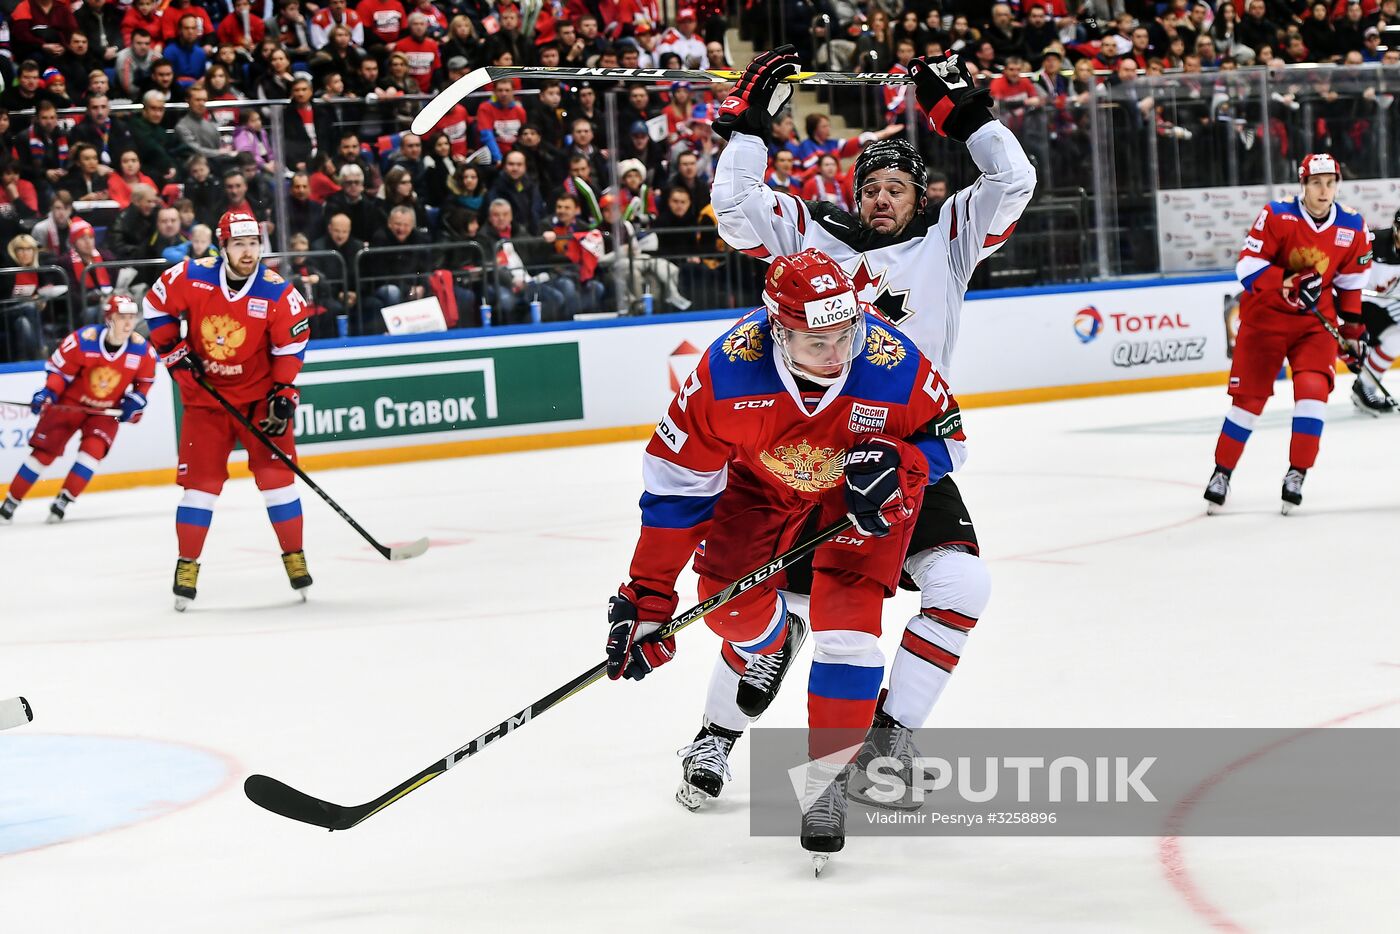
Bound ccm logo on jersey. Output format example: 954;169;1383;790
733;399;775;410
655;413;688;453
848;402;888;433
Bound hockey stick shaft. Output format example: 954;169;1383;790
0;399;123;417
244;515;855;830
411;65;907;134
0;696;34;730
1304;305;1399;405
192;375;428;561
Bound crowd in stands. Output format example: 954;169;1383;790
3;0;1400;360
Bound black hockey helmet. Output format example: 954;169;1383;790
854;136;928;197
1393;207;1400;230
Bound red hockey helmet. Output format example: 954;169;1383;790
215;208;261;245
1298;152;1340;183
762;248;866;381
103;293;139;319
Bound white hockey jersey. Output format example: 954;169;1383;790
712;122;1036;378
1366;227;1400;317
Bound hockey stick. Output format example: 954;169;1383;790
244;515;855;830
0;399;123;418
192;375;429;561
1303;304;1400;407
0;696;34;731
411;65;908;134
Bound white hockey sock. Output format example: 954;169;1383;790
885;547;990;728
704;652;752;733
1365;344;1395;384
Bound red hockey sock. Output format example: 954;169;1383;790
807;574;885;761
261;485;303;553
1289;373;1329;470
1213;397;1265;471
175;489;219;560
7;452;55;502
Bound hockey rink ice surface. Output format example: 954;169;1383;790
2;380;1398;933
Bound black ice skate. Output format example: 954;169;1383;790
735;612;809;718
675;720;744;812
1203;466;1231;515
800;761;849;876
847;692;924;812
0;495;17;523
1351;377;1396;417
1281;467;1306;515
282;550;313;600
46;491;74;524
173;558;200;612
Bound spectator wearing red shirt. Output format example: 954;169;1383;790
989;55;1045;134
159;0;213;45
310;0;365;49
357;0;406;45
120;0;163;47
217;0;267;50
477;79;527;162
392;12;441;93
11;0;80;64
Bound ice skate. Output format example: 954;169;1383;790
675;720;743;811
1203;466;1231;515
800;761;849;876
1281;467;1306;515
1351;377;1395;416
0;496;17;524
46;491;74;524
735;612;808;718
282;550;313;600
173;558;200;611
847;693;924;811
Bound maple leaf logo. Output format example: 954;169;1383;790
846;257;913;324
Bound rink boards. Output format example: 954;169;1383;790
0;274;1245;498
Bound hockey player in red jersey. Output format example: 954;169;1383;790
1205;153;1373;514
144;209;313;610
1;295;157;525
603;249;967;863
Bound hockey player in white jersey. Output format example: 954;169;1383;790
706;46;1035;804
1348;207;1400;415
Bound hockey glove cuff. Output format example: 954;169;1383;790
713;45;801;142
909;53;994;141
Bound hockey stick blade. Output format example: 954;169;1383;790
388;537;431;561
0;696;34;730
411;66;908;135
244;518;852;830
244;774;358;830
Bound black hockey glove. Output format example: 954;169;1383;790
258;383;298;436
605;584;677;681
1285;271;1324;311
843;437;921;539
713;45;801;143
908;53;994;142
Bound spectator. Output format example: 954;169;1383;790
77;0;124;67
164;222;216;264
115;28;158;99
387;133;428;190
382;166;429;229
126;92;188;181
764;149;802;196
234;154;275;220
158;0;213;46
68;95;134;168
325;164;387;241
65;216;115;308
527;82;569;150
283;78;333;171
311;212;365;324
311;0;365;49
218;0;266;51
420;134;458;206
60;143;112;203
618;121;666;181
440;16;485;69
41;68;75;111
286;172;325;240
310;24;367;84
283;231;346;337
179;154;221;225
3;64;51;135
31;190;74;256
653;183;701;265
478;80;528;162
176;86;235;168
485;3;528;64
566;118;610;190
104;184;158;262
276;0;315;59
150;205;187;261
1301;2;1339;62
1;235;51;362
11;0;79;65
448;164;487;214
366;205;434;319
167;14;211;86
57;32;101;95
217;169;260;225
513;125;565;197
801;152;851;209
233;110;275;174
4;163;44;234
360;0;407;48
475;198;565;324
1336;2;1368;56
487;150;546;235
1237;0;1279;52
308;151;344;202
667;149;711;212
18;100;69;202
394;12;442;93
257;46;298;100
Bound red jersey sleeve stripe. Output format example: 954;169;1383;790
983;223;1017;248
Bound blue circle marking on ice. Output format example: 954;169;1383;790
0;735;231;856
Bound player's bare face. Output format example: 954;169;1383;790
1301;174;1337;219
859;169;920;235
107;312;138;343
225;236;261;278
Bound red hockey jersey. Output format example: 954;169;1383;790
1236;197;1373;322
143;255;310;407
628;309;966;599
44;325;158;411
